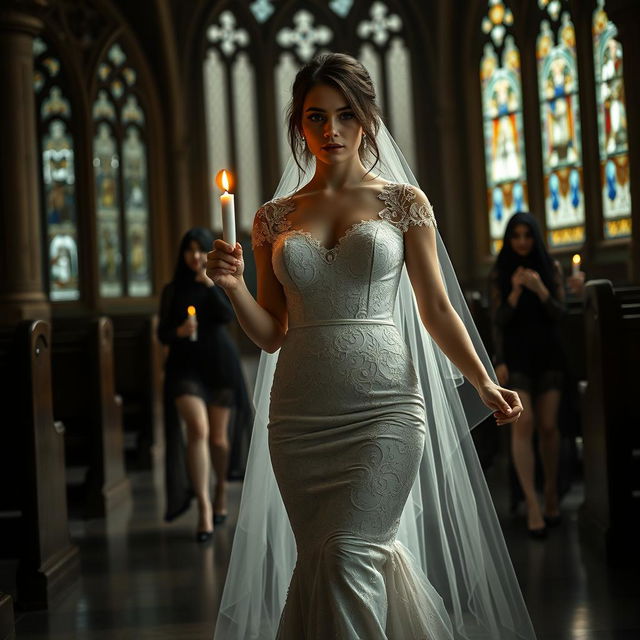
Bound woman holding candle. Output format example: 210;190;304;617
489;212;566;538
208;54;536;639
158;227;252;542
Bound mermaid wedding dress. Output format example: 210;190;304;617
213;123;536;640
262;183;448;638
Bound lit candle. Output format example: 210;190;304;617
187;305;197;342
216;169;236;250
571;254;581;277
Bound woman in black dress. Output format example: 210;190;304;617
158;228;252;541
490;212;565;538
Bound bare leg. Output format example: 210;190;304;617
535;389;562;518
175;395;213;532
208;404;231;516
510;390;544;530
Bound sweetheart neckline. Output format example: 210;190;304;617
283;218;402;261
278;183;397;255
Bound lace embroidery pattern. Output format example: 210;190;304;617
251;198;295;249
377;183;437;232
251;182;435;250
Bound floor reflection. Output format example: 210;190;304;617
12;430;640;639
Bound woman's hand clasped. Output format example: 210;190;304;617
478;382;523;426
206;240;244;291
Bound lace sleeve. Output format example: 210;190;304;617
377;183;437;232
251;199;295;250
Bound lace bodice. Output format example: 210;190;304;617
251;183;436;328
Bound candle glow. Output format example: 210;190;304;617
187;305;197;341
571;254;581;277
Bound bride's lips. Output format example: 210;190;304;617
321;143;344;151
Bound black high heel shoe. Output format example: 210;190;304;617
213;513;227;526
527;525;547;540
544;513;562;527
196;530;213;543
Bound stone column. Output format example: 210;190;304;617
0;8;49;324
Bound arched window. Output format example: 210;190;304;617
356;2;416;169
536;0;585;248
593;0;632;239
199;1;422;221
93;42;152;298
33;37;80;301
479;1;528;254
203;9;262;233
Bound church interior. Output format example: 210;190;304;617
0;0;639;638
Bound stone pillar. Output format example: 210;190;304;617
0;9;49;324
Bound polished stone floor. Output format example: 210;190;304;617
11;454;640;640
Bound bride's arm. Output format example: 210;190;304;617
207;239;288;354
403;192;522;425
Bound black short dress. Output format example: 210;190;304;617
158;277;253;520
158;278;247;406
490;262;566;396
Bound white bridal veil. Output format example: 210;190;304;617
213;121;537;640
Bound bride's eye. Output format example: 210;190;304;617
307;113;324;122
340;112;355;120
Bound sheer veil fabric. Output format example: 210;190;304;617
213;121;536;639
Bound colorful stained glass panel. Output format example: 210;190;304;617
481;25;529;254
42;119;79;301
593;1;631;239
537;10;585;247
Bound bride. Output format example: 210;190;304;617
207;53;536;639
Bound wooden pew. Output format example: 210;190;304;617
111;314;164;470
0;321;79;609
51;317;131;518
0;592;15;638
582;280;640;565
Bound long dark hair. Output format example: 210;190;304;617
172;227;214;282
287;52;381;180
495;212;556;301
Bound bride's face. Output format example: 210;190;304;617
300;83;363;164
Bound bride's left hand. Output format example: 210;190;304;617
478;383;523;426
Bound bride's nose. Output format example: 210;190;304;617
323;118;339;138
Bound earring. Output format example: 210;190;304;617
362;134;368;151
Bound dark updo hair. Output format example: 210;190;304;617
287;52;381;178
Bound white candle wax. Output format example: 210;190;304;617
221;192;236;250
571;255;581;277
187;306;197;342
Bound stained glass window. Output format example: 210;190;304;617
93;42;152;297
537;1;585;248
593;0;631;239
201;2;421;229
480;1;528;254
33;37;80;301
204;10;261;231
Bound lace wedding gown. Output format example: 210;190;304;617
251;182;457;639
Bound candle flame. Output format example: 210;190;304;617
215;169;233;193
572;254;581;266
187;305;196;316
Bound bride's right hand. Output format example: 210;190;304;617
206;239;244;291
